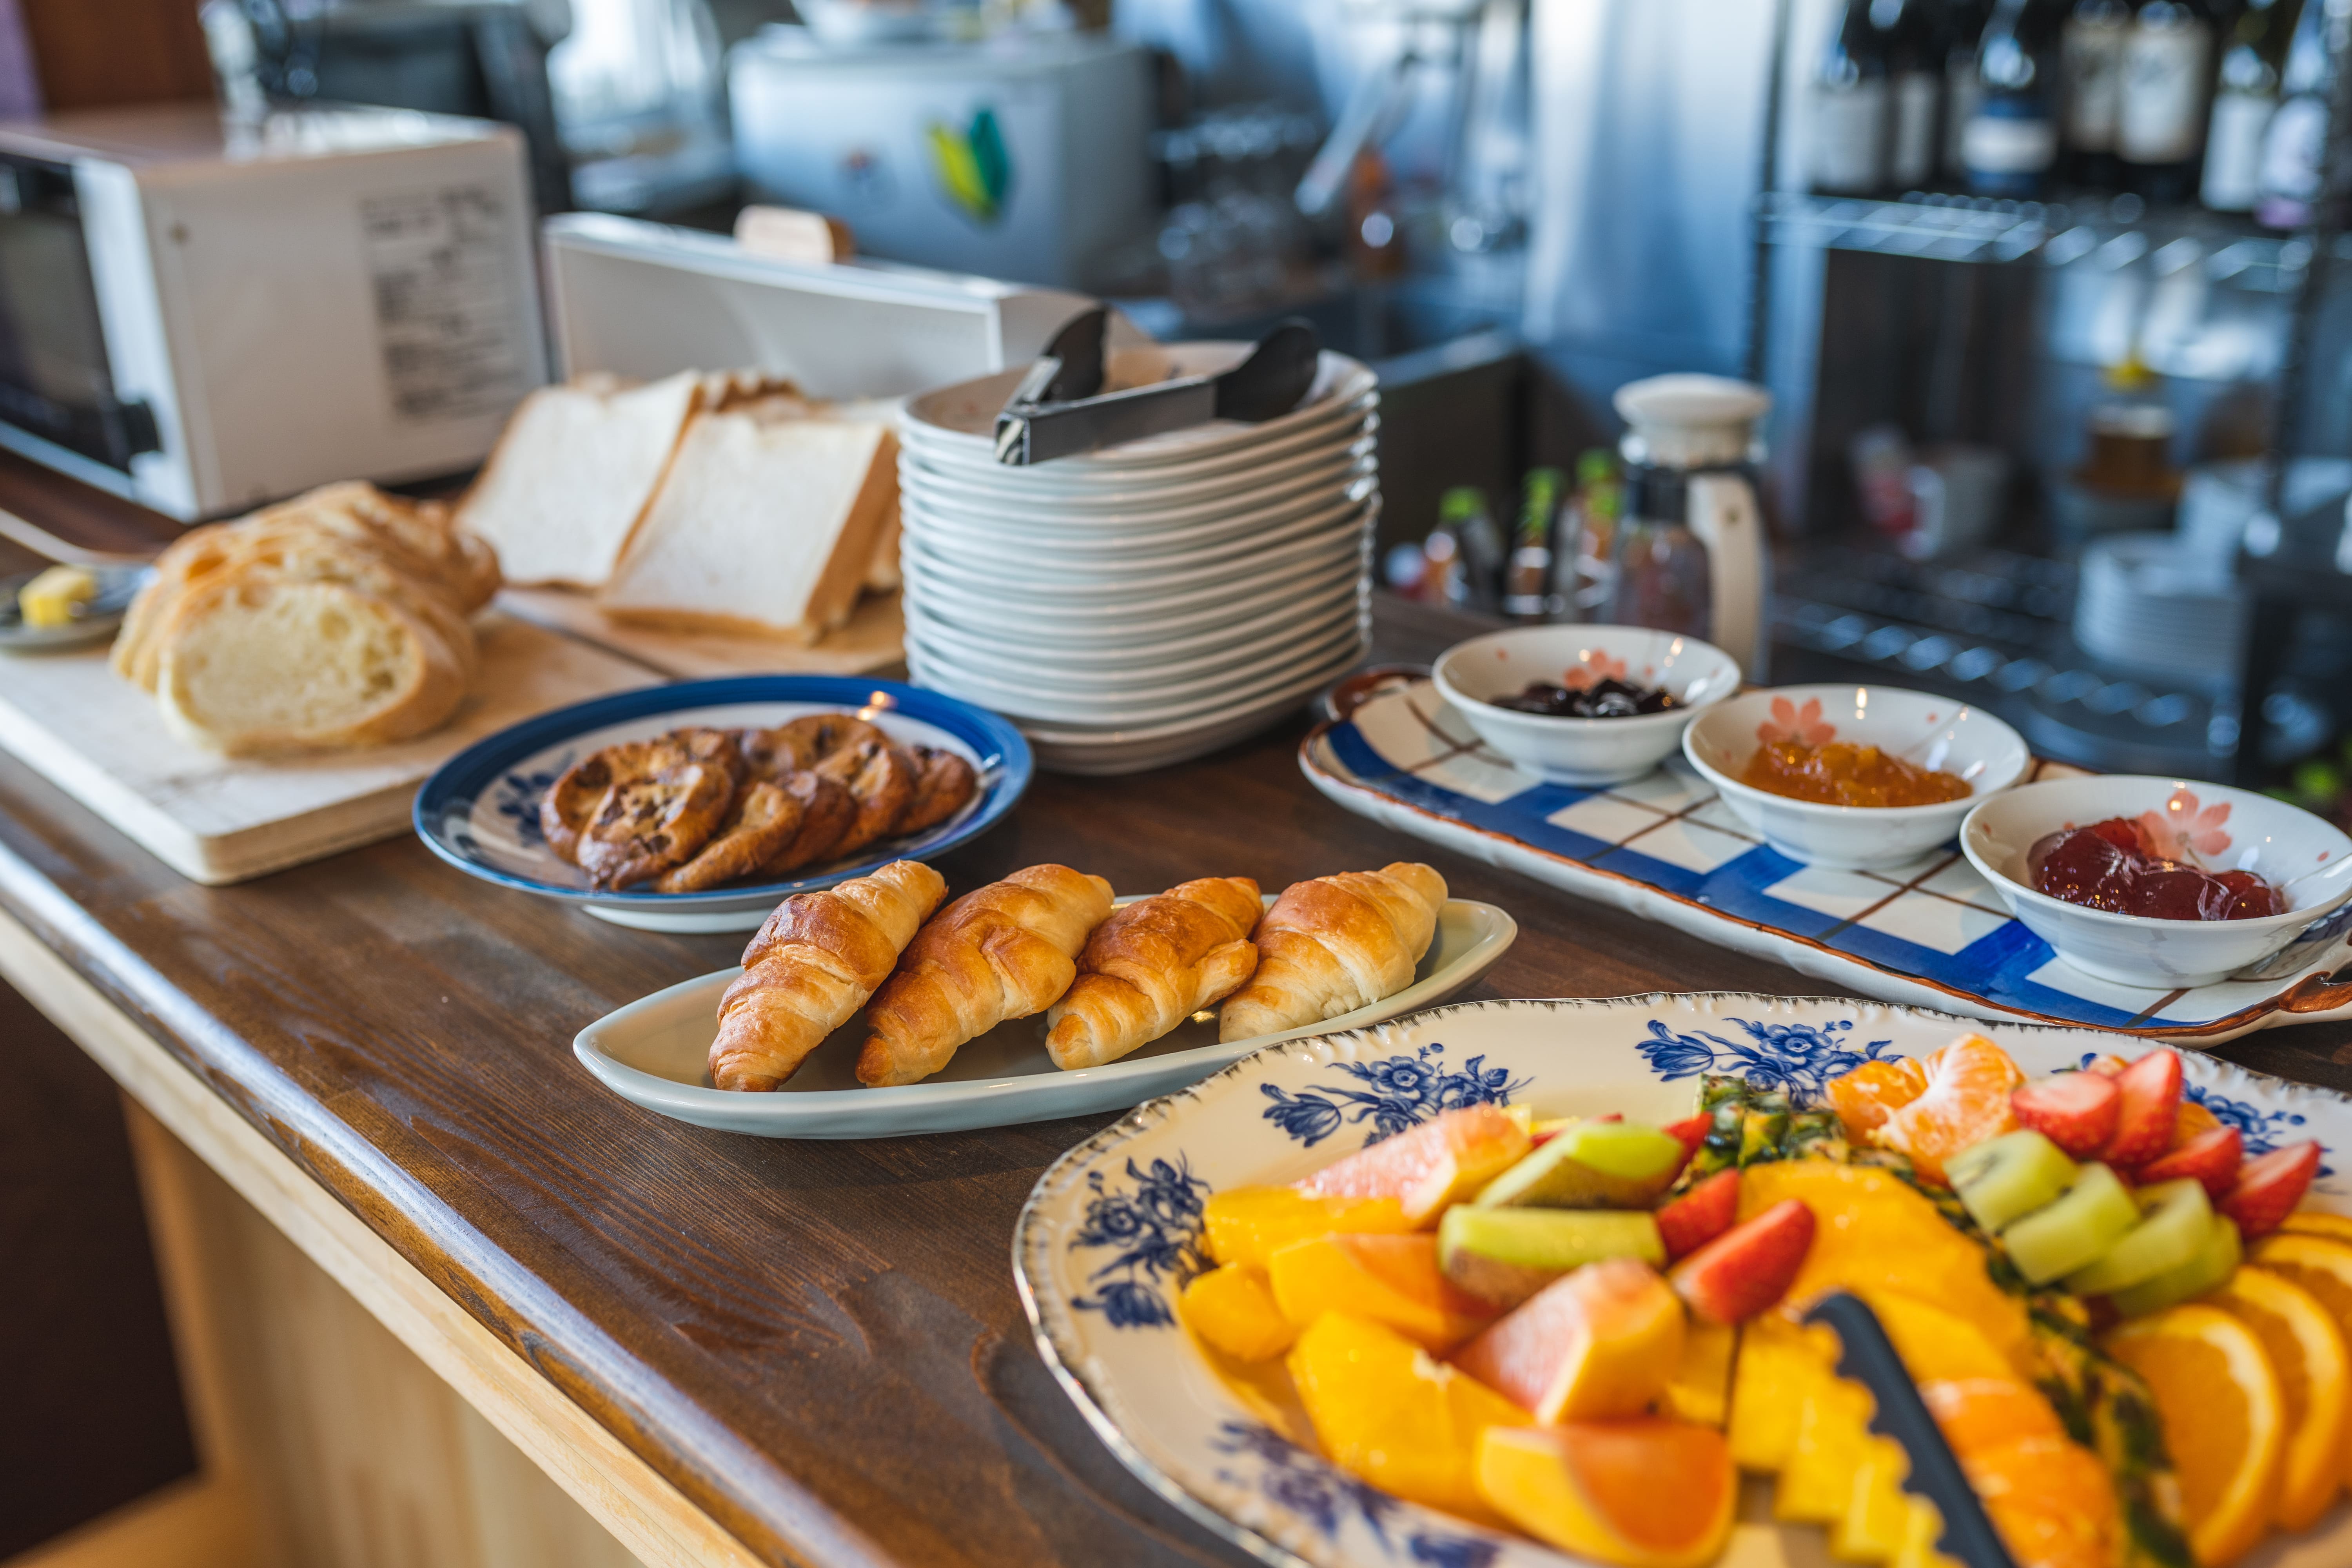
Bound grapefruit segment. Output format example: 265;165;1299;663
1451;1256;1684;1423
1296;1105;1532;1224
1474;1419;1735;1568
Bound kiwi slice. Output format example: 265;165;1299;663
2110;1213;2243;1318
2002;1162;2140;1285
1949;1130;2078;1234
2066;1179;2214;1296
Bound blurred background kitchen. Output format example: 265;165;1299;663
7;0;2352;805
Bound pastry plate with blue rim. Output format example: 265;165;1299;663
1014;993;2352;1568
573;895;1514;1137
413;674;1031;933
1302;670;2352;1044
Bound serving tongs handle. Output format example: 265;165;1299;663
994;315;1320;466
1802;1291;2019;1568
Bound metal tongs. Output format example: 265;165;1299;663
1803;1291;2020;1568
993;308;1322;466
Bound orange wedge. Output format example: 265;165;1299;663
1875;1035;2022;1186
2276;1211;2352;1245
2211;1266;2349;1530
2105;1304;2285;1567
2248;1232;2352;1490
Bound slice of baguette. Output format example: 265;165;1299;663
154;574;468;755
598;401;897;644
455;370;705;588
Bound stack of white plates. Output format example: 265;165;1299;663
2075;532;2250;684
896;342;1379;774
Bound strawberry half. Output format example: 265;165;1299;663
1655;1168;1739;1261
2011;1071;2121;1158
2135;1125;2244;1198
2220;1141;2323;1238
2098;1051;2183;1170
1669;1198;1816;1325
1663;1112;1711;1174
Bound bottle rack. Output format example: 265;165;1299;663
1748;0;2352;786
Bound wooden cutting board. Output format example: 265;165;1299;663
0;615;657;884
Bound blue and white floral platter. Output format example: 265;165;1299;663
1014;995;2352;1568
412;674;1030;933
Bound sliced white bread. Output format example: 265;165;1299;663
455;370;704;588
598;401;897;644
154;574;468;755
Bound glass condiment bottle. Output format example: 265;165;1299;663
1557;448;1624;622
1503;467;1565;621
2080;353;2182;500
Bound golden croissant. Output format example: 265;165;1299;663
1046;877;1263;1071
709;858;947;1091
855;863;1114;1086
1217;862;1446;1042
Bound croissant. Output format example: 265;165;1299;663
855;864;1114;1086
1046;877;1263;1071
1216;862;1447;1042
708;858;947;1091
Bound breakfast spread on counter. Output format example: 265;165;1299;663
2031;818;2286;922
707;858;1447;1091
539;711;977;892
1739;739;1973;808
1171;1036;2337;1568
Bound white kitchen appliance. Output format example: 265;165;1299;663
727;28;1151;290
542;211;1121;395
0;102;546;520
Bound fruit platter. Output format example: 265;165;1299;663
1014;995;2352;1568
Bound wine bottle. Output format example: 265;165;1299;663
2119;0;2221;203
2254;0;2330;226
1966;0;2067;197
1811;0;1894;193
2063;0;2132;187
1503;468;1564;621
1875;0;1945;188
2203;0;2303;211
1944;0;1997;177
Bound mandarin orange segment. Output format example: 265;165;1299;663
2212;1266;2350;1531
2105;1303;2285;1567
2172;1099;2224;1150
1827;1057;1930;1142
1961;1437;2119;1568
1918;1377;2068;1455
1873;1035;2022;1187
1287;1310;1529;1524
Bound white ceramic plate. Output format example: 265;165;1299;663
573;897;1516;1137
911;617;1369;728
1018;640;1372;777
900;501;1372;599
1015;994;2352;1568
900;397;1379;493
902;486;1375;580
905;575;1365;670
900;469;1377;560
899;432;1375;517
907;593;1365;696
904;544;1368;643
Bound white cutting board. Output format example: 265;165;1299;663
0;614;658;884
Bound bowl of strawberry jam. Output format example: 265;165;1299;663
1963;776;2352;988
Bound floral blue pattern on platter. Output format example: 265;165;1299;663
1301;674;2352;1043
1261;1042;1530;1148
412;675;1031;931
1015;995;2352;1568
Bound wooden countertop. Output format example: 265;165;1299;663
4;479;2352;1566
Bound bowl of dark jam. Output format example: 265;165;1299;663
1432;626;1740;786
1962;776;2352;989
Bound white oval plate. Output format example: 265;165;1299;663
1014;994;2352;1568
899;432;1375;519
573;897;1517;1138
900;398;1377;493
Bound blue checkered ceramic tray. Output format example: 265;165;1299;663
1300;670;2352;1044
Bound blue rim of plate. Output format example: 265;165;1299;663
412;674;1033;907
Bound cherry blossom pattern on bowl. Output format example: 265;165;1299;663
1431;624;1741;786
1682;684;2030;870
1963;775;2352;989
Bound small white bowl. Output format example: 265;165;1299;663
1962;775;2352;989
1432;625;1740;786
1682;684;2029;869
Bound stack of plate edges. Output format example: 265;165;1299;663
895;343;1378;775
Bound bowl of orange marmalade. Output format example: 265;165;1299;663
1682;685;2029;869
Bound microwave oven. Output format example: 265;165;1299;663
0;102;547;520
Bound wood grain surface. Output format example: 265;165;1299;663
3;564;2350;1566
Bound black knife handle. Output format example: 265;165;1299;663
1802;1291;2018;1568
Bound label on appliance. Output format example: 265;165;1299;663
2202;91;2276;210
1809;81;1889;193
2120;24;2214;161
360;186;530;425
2063;15;2127;150
1890;72;1940;188
1964;111;2059;174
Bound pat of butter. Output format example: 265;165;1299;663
20;564;97;629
